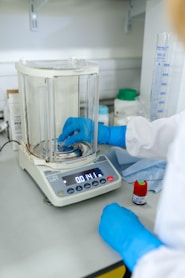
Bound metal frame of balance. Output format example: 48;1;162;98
16;59;122;207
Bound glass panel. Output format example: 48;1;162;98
19;60;98;164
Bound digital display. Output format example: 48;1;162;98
62;168;104;186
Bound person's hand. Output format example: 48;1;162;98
58;117;127;147
58;117;94;146
98;124;126;147
99;203;163;272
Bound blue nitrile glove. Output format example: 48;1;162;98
58;117;126;147
98;124;126;147
99;203;164;272
58;117;94;146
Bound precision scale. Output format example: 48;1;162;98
16;59;122;207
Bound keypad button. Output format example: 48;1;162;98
76;185;83;191
107;176;114;182
100;178;106;184
67;188;75;194
92;180;99;186
84;183;91;189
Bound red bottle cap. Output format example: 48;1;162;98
133;180;147;196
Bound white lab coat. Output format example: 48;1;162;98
125;111;185;277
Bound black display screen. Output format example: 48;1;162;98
62;168;104;186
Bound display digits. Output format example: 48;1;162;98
63;168;103;186
75;172;97;183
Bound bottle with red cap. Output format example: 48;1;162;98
132;180;148;205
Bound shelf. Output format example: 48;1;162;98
28;0;146;32
29;0;48;31
125;0;146;32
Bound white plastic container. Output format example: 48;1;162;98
114;88;140;125
98;105;109;126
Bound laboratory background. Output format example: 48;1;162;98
0;0;185;277
0;0;144;118
1;0;184;127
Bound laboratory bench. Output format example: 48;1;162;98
0;135;160;278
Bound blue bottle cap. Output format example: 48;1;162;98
98;105;109;114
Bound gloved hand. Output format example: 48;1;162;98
98;124;126;147
58;117;94;147
58;117;126;147
99;203;163;272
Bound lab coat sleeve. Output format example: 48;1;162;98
154;111;185;249
126;113;183;159
132;246;185;278
132;111;185;277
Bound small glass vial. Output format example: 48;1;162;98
132;180;148;205
98;105;109;126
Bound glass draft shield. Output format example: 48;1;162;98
16;59;99;164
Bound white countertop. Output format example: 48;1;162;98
0;137;160;278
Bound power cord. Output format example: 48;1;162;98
0;140;20;152
0;121;21;152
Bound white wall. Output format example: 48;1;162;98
0;0;145;112
0;0;145;61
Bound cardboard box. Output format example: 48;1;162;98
7;90;22;150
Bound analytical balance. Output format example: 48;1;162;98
16;59;121;207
